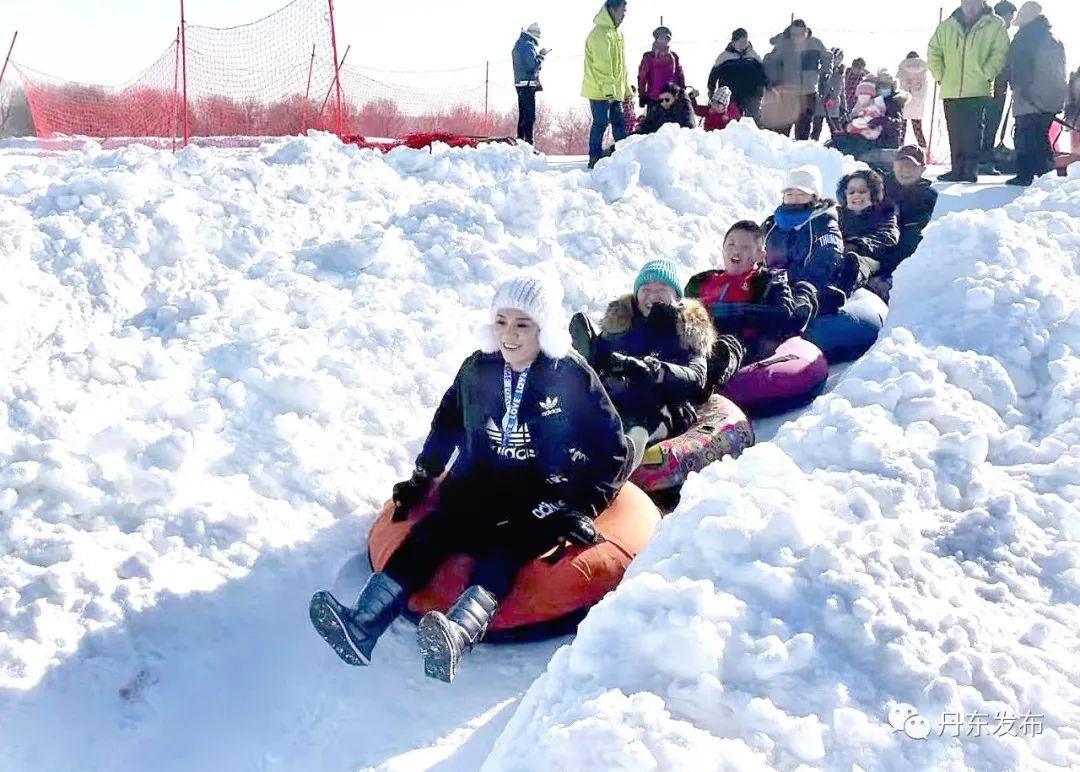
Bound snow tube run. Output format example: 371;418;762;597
368;482;661;642
804;288;888;364
629;394;755;492
722;337;829;418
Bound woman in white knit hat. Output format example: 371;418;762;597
309;273;632;683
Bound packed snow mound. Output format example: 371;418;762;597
485;174;1080;771
0;128;856;770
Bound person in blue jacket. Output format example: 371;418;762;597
512;23;550;144
761;165;848;315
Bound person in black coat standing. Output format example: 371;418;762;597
1004;2;1068;186
310;275;631;683
512;23;550;144
708;28;768;121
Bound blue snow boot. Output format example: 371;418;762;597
309;572;406;666
418;585;498;683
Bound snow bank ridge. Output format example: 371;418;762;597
486;173;1080;770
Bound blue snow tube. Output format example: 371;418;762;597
804;289;888;364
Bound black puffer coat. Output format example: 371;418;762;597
882;175;938;272
594;297;724;436
414;351;630;521
636;91;697;133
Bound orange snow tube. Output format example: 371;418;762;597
368;482;661;641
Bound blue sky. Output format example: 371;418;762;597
3;0;1077;111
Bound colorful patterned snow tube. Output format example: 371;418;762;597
368;482;661;642
629;394;755;492
722;337;829;418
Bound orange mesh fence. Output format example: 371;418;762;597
14;41;180;140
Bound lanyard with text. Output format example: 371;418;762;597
502;363;530;448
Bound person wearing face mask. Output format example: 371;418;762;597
837;169;900;291
896;51;930;147
309;274;632;683
762;166;848;314
569;259;741;472
708;28;767;121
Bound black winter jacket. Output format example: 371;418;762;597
414;351;629;521
762;201;847;313
685;266;818;363
883;175;938;272
636;92;697;134
594;297;718;435
838;202;900;262
869;94;908;149
708;47;768;109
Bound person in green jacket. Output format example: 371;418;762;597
927;0;1010;182
582;0;630;169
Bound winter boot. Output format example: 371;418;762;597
418;585;498;683
309;572;406;666
587;155;600;170
569;311;600;366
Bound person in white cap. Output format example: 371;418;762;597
761;166;849;314
309;273;632;684
512;22;551;143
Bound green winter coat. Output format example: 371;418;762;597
927;5;1010;99
581;6;629;101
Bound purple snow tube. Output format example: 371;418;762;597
722;337;829;417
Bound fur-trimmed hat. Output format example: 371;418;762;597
477;274;571;358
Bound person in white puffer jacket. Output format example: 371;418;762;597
897;51;930;147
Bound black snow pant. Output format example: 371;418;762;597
516;86;538;144
943;97;987;178
794;93;816;140
981;95;1007;157
382;482;562;601
1014;112;1056;181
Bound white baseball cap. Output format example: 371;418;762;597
783;166;823;198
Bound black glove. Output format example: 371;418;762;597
391;470;431;521
609;352;662;383
555;510;601;547
644;302;679;335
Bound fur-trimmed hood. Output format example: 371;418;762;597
599;295;716;357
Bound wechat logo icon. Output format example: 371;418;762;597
888;703;931;740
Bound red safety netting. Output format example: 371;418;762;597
14;0;340;141
14;41;181;140
322;63;517;139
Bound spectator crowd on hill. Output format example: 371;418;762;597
511;1;1078;186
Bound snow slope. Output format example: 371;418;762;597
0;126;859;770
486;169;1080;770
